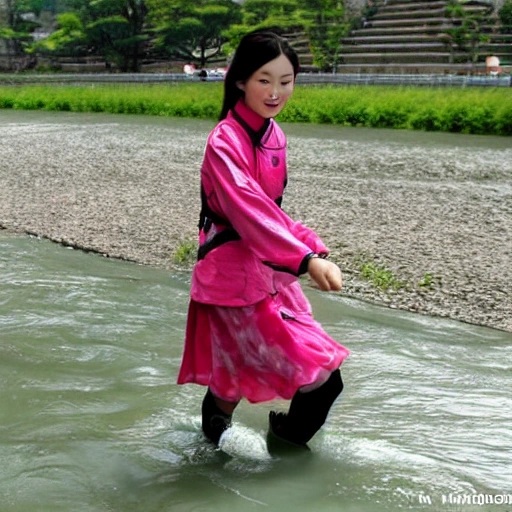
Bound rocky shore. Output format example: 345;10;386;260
1;110;511;332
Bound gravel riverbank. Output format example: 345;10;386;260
1;111;511;332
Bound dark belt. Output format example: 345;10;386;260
197;228;241;261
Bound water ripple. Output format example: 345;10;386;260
1;232;512;511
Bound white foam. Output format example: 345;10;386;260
218;425;272;461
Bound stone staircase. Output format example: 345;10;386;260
482;32;512;67
281;29;317;70
337;0;511;73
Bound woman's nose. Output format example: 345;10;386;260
270;85;280;98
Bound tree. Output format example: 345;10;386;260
221;0;305;58
499;0;512;34
444;0;494;65
36;11;85;56
147;0;241;67
299;0;346;72
241;0;300;26
38;0;149;71
85;0;148;71
224;0;348;72
0;0;42;69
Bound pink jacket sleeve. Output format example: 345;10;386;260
202;127;317;275
289;220;329;256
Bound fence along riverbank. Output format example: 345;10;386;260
0;72;510;87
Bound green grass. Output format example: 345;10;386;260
281;85;512;135
359;261;405;291
173;239;197;266
0;82;511;135
418;272;435;288
0;83;222;119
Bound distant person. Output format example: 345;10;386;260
177;30;350;449
198;69;208;81
183;63;196;75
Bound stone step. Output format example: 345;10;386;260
374;0;447;6
373;0;491;6
451;4;493;16
366;16;450;27
374;3;490;18
376;0;447;13
368;7;489;24
338;51;467;63
351;25;450;36
283;31;308;38
372;7;446;20
478;49;512;60
482;42;512;51
290;37;309;45
299;54;315;65
334;62;484;73
340;42;450;53
487;34;512;41
290;41;310;51
342;34;449;44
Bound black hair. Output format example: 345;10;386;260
219;30;300;121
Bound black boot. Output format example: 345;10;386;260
201;388;232;446
269;369;344;446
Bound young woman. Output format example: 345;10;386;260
177;30;350;448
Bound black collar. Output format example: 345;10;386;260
231;109;270;147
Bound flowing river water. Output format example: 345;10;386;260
1;232;511;512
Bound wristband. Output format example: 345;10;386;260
298;252;319;275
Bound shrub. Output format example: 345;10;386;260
0;83;510;136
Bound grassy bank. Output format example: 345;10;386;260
0;83;511;135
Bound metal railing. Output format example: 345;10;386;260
0;72;510;87
295;73;511;87
0;73;198;84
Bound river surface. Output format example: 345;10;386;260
1;232;511;512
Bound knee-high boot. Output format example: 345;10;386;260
269;369;344;446
201;388;233;446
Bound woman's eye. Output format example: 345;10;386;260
281;81;291;86
259;79;269;84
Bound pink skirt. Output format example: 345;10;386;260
177;282;349;403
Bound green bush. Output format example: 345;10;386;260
0;83;510;136
499;0;512;33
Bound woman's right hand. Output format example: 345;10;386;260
307;257;343;292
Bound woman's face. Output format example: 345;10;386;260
238;53;295;119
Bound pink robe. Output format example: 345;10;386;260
177;100;349;403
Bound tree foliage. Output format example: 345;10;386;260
499;0;512;34
146;0;241;67
444;0;493;64
1;0;353;72
82;0;149;71
299;0;346;72
221;0;306;56
33;0;149;71
241;0;300;26
37;12;85;55
0;0;42;65
224;0;348;72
